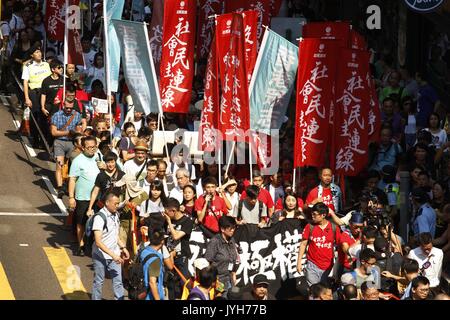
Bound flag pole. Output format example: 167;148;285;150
213;13;222;186
63;0;69;102
103;0;113;142
143;22;169;167
224;141;236;179
293;167;297;193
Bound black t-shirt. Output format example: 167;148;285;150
94;169;125;201
41;75;63;110
166;215;194;258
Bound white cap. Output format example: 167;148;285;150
341;273;356;286
193;258;209;271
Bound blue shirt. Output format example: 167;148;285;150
370;142;402;172
416;84;439;128
141;246;165;300
412;203;436;237
51;110;82;141
69;153;100;201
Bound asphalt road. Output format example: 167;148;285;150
0;96;116;300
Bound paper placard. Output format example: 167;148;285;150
91;97;109;114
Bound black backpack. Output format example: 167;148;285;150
127;249;159;300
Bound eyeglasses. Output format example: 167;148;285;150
148;169;157;173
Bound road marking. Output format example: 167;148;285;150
41;176;68;216
1;95;10;106
19;244;29;247
0;212;67;217
43;247;89;300
12;119;37;157
0;262;15;300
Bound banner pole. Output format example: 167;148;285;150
224;141;236;179
63;0;69;102
249;140;253;184
103;0;113;142
292;167;297;193
218;142;222;187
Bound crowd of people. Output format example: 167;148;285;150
0;0;449;301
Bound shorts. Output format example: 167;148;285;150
54;139;73;159
75;200;90;225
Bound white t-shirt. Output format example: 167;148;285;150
139;199;164;217
123;159;147;181
407;247;443;287
226;192;240;213
425;128;448;150
169;186;184;204
80;49;97;71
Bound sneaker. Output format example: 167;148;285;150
57;188;65;199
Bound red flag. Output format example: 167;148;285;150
67;0;84;66
196;0;224;69
224;0;271;45
160;0;196;113
250;131;273;170
242;10;258;84
367;72;381;143
46;0;65;41
332;49;371;176
216;13;250;141
294;39;338;168
350;29;367;50
199;36;220;152
302;21;351;47
148;0;164;77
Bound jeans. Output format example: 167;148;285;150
92;252;124;300
305;260;332;287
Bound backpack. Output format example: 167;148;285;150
307;222;338;259
85;211;108;248
127;249;159;300
237;200;264;222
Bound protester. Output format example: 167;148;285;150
305;168;342;215
91;192;129;300
241;274;275;300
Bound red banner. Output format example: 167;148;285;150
199;35;220;152
224;0;272;45
46;0;65;41
67;0;84;66
160;0;196;113
367;72;381;143
242;10;258;84
148;0;164;77
302;21;351;47
332;49;371;176
196;0;224;69
294;39;338;168
216;13;250;140
349;29;367;50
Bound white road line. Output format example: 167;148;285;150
0;212;67;217
12;119;37;157
1;95;10;106
41;175;68;216
19;244;29;247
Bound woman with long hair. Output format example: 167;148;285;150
270;192;306;226
139;180;167;226
181;184;197;218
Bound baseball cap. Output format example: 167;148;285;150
350;211;365;224
252;274;269;286
193;258;209;271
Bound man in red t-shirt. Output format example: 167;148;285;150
241;170;274;217
297;202;341;286
195;176;228;237
305;168;342;214
336;212;365;278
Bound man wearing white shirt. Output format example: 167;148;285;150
407;232;443;292
123;140;148;182
169;168;192;204
264;171;284;205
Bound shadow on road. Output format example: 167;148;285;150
4;130;21;143
61;291;91;300
38;220;77;249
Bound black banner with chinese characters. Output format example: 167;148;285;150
188;219;306;299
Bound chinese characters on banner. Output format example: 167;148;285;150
332;49;371;176
224;0;272;46
199;35;220;152
46;0;65;41
241;10;258;84
196;0;224;72
67;0;84;67
160;0;196;113
367;71;381;143
216;13;250;141
148;0;164;77
294;39;338;168
302;21;351;47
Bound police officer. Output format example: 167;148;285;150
410;188;436;239
22;44;51;148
